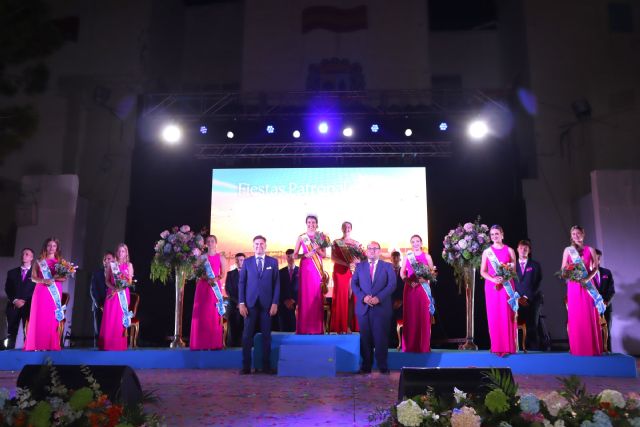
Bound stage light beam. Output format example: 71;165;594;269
266;125;275;134
371;124;379;133
342;127;353;137
161;124;182;144
226;131;234;139
467;120;489;140
293;130;301;139
318;122;329;134
404;128;413;137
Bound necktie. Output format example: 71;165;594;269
257;257;263;274
369;261;374;279
289;267;293;280
21;268;28;281
520;260;526;273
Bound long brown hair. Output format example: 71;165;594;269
39;237;61;260
115;243;130;263
570;225;585;249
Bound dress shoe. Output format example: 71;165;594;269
239;368;251;375
260;368;276;375
379;368;390;374
358;368;372;374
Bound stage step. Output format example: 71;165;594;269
277;345;337;377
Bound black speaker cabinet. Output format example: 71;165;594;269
398;367;513;401
17;364;143;406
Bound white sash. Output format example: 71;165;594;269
203;256;226;316
38;259;65;321
566;247;606;315
110;262;133;328
407;251;435;315
486;248;520;313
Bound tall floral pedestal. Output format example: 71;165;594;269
459;266;478;351
170;270;187;348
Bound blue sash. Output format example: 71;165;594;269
110;262;133;328
407;251;436;315
38;259;66;321
486;248;520;313
203;256;226;316
567;247;606;315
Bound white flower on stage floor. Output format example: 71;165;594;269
598;389;626;408
396;399;423;427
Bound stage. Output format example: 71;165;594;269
1;333;636;378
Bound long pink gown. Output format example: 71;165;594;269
484;246;517;354
566;246;603;356
330;241;358;333
98;263;130;351
401;253;431;353
190;254;224;350
24;258;62;351
297;238;324;334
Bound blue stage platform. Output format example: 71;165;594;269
0;333;636;378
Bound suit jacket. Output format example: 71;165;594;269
4;266;35;305
515;258;542;300
351;259;396;317
239;255;280;308
90;268;108;311
226;269;240;303
278;265;299;303
596;267;615;304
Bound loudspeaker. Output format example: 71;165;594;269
17;365;143;406
398;367;513;401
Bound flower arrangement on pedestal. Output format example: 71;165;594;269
441;217;491;350
370;371;640;427
150;225;206;348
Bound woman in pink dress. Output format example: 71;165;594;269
480;225;518;356
330;221;361;333
400;235;434;352
99;243;133;351
25;238;65;351
190;235;227;350
561;225;603;356
294;215;326;334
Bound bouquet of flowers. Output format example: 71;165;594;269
442;217;491;291
345;242;367;262
53;259;78;280
370;370;640;427
313;232;332;249
0;362;163;426
413;263;438;283
150;225;206;285
494;262;517;287
113;269;135;291
556;261;588;283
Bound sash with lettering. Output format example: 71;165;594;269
406;251;436;315
301;233;329;293
485;249;520;313
566;246;606;315
109;262;134;329
202;256;226;316
38;259;66;321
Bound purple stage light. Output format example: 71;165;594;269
318;122;329;134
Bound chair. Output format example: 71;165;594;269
57;292;70;347
127;292;140;348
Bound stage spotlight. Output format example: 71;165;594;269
266;125;275;134
161;124;182;144
292;130;301;139
318;122;329;134
439;122;448;131
199;126;208;135
342;127;353;137
404;128;413;137
371;124;379;133
467;120;489;140
226;131;234;139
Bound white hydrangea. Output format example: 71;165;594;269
542;391;569;417
543;420;566;427
396;399;424;427
598;389;626;408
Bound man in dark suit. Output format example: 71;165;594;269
4;248;35;349
351;241;396;374
277;249;298;332
225;253;245;347
595;249;615;352
388;251;404;348
515;239;543;350
89;251;114;347
238;236;280;374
